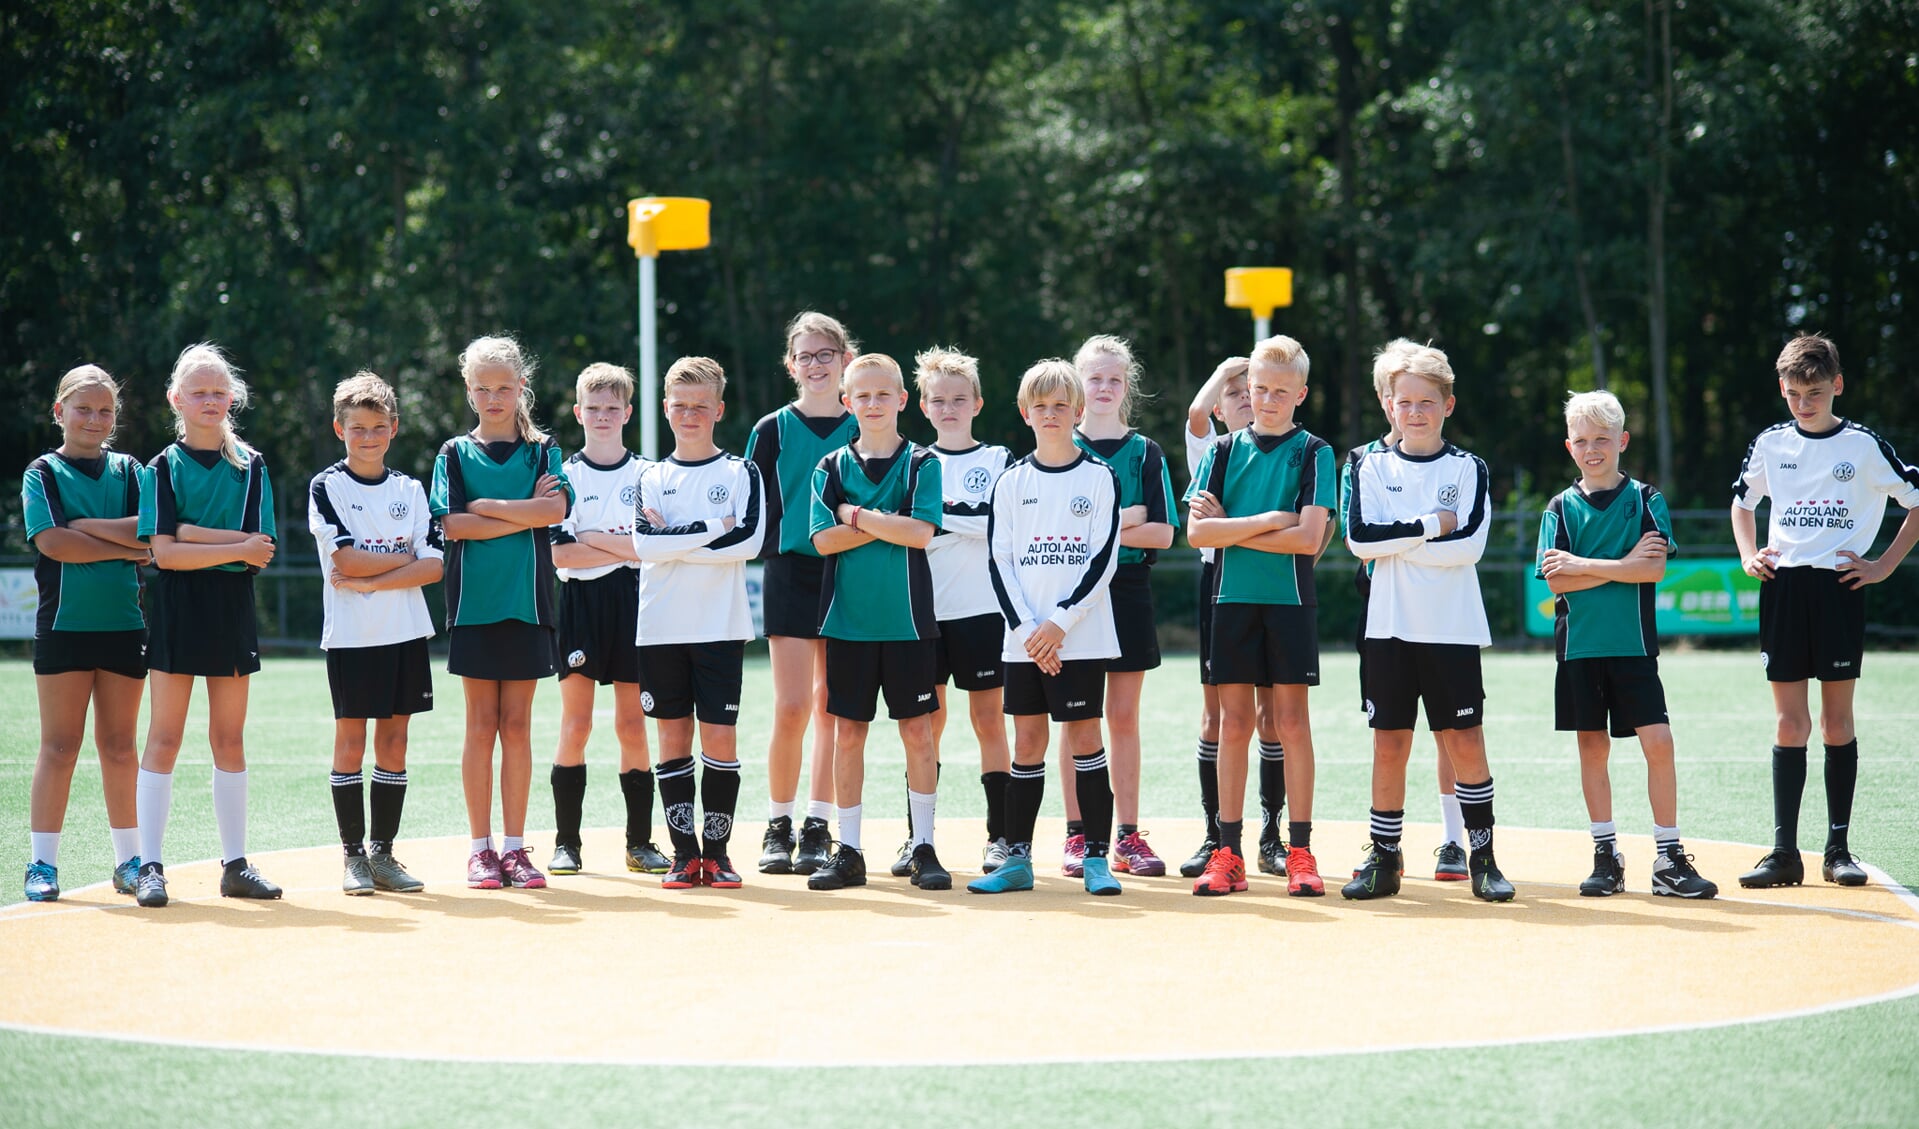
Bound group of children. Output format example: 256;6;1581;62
21;327;1918;911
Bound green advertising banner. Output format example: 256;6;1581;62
1524;558;1762;638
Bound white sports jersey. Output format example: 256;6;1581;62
924;442;1012;620
554;451;649;582
308;463;441;649
987;452;1121;662
1732;419;1919;569
1184;422;1222;565
630;452;765;645
1344;442;1491;646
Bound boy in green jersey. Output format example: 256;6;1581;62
1538;390;1716;898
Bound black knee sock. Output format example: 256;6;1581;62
1369;807;1405;851
551;763;587;850
1824;740;1858;853
699;754;741;857
620;768;655;848
1258;739;1285;837
1196;738;1220;840
981;771;1011;842
1457;777;1495;853
1289;820;1311;851
368;767;407;850
1007;762;1046;852
656;756;698;857
330;771;365;856
1772;744;1808;852
1073;749;1114;857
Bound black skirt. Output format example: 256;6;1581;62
147;569;260;677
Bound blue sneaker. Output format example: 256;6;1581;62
25;861;60;903
967;853;1035;894
1082;855;1122;897
113;857;141;896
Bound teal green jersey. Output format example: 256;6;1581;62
808;441;943;641
430;434;573;629
137;443;276;573
1076;429;1177;567
747;404;858;557
1536;477;1674;660
1190;426;1337;606
22;450;145;633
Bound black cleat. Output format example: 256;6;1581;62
807;845;867;891
1651;845;1718;899
1434;841;1470;881
1579;844;1625;897
1257;833;1288;877
135;861;168;908
1738;848;1805;888
1180;838;1220;879
220;857;282;900
1822;848;1868;887
1341;842;1403;900
889;840;914;878
908;843;952;891
550;843;583;875
758;817;796;874
662;851;702;889
793;817;833;875
625;842;671;874
1469;849;1515;902
703;855;743;889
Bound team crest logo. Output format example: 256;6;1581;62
707;484;729;505
640;691;656;712
388;501;408;520
1438;484;1460;508
620;484;638;507
568;650;586;668
704;812;734;843
1070;495;1093;517
1760;652;1769;670
666;802;695;835
1289;447;1304;468
1364;699;1376;721
963;467;992;494
1833;462;1856;482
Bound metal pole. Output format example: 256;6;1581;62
1253;315;1270;346
639;253;659;460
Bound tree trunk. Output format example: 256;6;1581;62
1332;11;1365;451
1646;0;1674;487
1558;93;1608;389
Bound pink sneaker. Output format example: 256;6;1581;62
499;848;547;889
467;849;504;890
1061;833;1086;878
1112;830;1166;876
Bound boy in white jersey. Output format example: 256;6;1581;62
1731;334;1919;889
630;357;765;889
1341;341;1514;902
309;372;442;895
968;360;1124;897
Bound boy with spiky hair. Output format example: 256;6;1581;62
1540;389;1715;898
1731;334;1919;889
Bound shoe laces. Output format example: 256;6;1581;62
1203;847;1240;878
1285;847;1317;878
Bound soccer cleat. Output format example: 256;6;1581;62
25;861;59;903
793;818;833;875
703;855;744;889
967;852;1035;894
1192;847;1248;897
1434;841;1469;882
1285;846;1325;897
1257;836;1288;877
135;861;168;908
1579;844;1626;897
909;843;952;891
889;840;914;879
982;838;1011;873
499;848;547;890
343;854;377;896
1341;842;1403;900
807;845;867;891
1112;831;1165;877
1651;845;1718;899
626;842;671;874
1738;848;1805;889
1061;833;1086;878
220;857;283;900
758;817;796;875
1822;848;1868;887
1469;849;1515;902
1179;838;1220;879
549;843;583;875
369;851;425;893
467;849;504;890
112;857;141;896
1082;854;1122;896
662;851;703;889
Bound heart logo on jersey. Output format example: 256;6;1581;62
963;467;991;494
620;485;638;506
707;484;729;505
1438;484;1460;508
1070;495;1093;517
388;501;408;520
1833;462;1856;482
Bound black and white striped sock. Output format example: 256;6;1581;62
1258;739;1285;834
368;767;407;851
1007;760;1046;853
656;757;698;857
1369;807;1404;851
1073;748;1113;857
1196;739;1219;839
330;771;365;857
1457;777;1496;852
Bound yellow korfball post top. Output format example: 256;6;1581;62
626;196;711;258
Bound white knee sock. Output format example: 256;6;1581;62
30;831;59;868
770;799;796;822
137;769;173;866
212;768;248;863
110;826;139;866
837;804;863;851
908;790;936;848
1440;791;1465;848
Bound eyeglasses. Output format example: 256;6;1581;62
792;349;841;367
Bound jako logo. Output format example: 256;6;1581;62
1067;700;1087;709
1455;707;1474;717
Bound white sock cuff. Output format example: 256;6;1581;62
770;800;796;821
806;799;834;822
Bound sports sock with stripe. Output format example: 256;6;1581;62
369;767;407;850
1823;740;1857;853
1196;738;1220;840
1440;790;1466;847
1258;739;1285;838
137;769;172;866
1591;820;1618;855
551;763;587;850
212;768;248;864
1073;749;1113;858
1369;807;1404;851
1457;777;1495;853
620;768;655;849
909;789;937;849
699;755;742;855
1771;744;1807;852
1653;824;1679;850
656;756;699;857
330;771;366;856
981;771;1011;842
1007;761;1046;852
